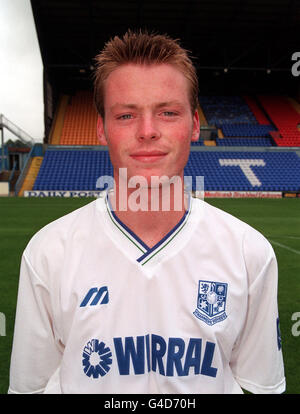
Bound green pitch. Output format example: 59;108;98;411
0;197;299;394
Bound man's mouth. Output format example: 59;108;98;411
130;151;168;163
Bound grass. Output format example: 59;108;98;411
0;197;299;394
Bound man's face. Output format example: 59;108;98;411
97;63;200;185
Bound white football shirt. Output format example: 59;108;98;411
9;193;286;394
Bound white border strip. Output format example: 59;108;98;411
24;190;283;199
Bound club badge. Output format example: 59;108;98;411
193;280;228;326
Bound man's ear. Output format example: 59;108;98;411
97;116;108;146
191;109;200;142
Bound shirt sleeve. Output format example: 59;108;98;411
8;252;63;394
230;228;286;394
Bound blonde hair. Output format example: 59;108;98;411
93;30;198;118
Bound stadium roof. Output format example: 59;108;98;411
31;0;299;91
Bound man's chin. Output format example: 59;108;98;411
115;167;184;187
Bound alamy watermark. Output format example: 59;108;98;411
291;52;300;77
96;168;204;212
0;312;6;336
291;312;300;337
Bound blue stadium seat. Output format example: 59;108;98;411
199;96;258;127
216;137;273;146
220;124;276;138
33;149;300;192
184;151;300;191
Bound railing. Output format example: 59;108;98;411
8;161;17;191
0;114;35;146
14;146;34;196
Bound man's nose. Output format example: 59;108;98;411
136;115;161;141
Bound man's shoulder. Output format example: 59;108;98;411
195;197;251;231
24;198;99;259
199;199;276;276
195;197;273;253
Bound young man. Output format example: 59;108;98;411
9;30;285;394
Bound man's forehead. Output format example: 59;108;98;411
105;63;188;88
102;63;192;115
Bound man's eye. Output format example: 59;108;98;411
162;111;177;117
118;114;132;120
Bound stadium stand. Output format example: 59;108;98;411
217;124;275;146
33;148;300;192
49;95;70;144
191;140;205;146
199;95;278;148
286;97;300;117
197;104;208;126
203;140;216;146
18;156;43;196
17;91;300;195
258;95;300;147
216;138;273;147
243;95;271;124
59;91;99;146
33;150;112;191
220;124;275;138
185;151;300;191
217;129;224;138
199;96;257;127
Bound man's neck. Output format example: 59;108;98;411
108;183;188;248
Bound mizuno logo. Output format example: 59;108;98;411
80;286;109;307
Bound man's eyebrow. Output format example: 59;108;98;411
155;101;185;108
110;101;185;111
110;103;138;111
